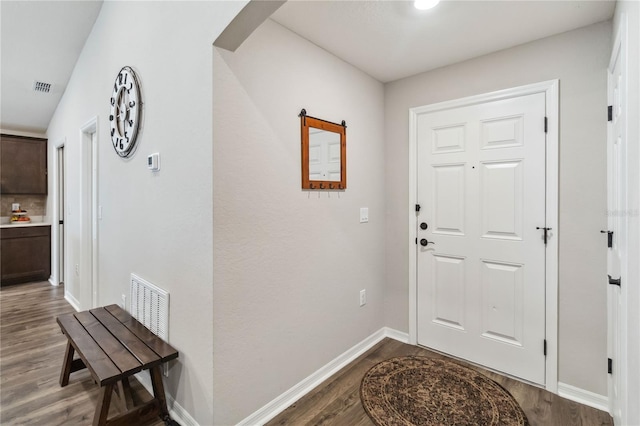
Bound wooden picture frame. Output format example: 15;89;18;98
300;110;346;190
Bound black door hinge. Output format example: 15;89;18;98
536;227;551;244
543;340;547;356
544;117;548;133
608;358;613;374
415;238;418;245
608;275;621;287
601;230;613;248
608;105;613;122
415;204;421;212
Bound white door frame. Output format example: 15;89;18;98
54;139;66;287
408;80;559;392
80;117;99;309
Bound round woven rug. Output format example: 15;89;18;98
360;356;529;426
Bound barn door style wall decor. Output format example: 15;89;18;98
299;109;346;190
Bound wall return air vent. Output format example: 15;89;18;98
130;273;171;376
32;81;52;93
130;273;169;341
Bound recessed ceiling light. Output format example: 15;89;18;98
414;0;440;10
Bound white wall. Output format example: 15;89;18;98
45;2;247;424
384;21;612;396
213;19;386;424
613;2;640;424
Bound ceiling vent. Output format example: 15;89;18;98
32;81;52;93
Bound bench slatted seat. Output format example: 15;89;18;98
57;304;179;426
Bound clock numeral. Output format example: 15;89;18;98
119;139;124;150
128;100;136;108
110;97;115;106
109;115;114;121
124;73;128;84
128;119;134;126
114;82;118;92
118;73;124;85
110;128;115;137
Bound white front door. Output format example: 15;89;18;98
416;92;547;385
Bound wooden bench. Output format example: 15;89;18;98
57;304;179;426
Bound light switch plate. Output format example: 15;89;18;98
360;207;369;223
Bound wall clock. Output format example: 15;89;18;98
109;66;142;158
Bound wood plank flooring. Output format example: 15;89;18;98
268;338;614;426
0;281;163;425
1;281;614;425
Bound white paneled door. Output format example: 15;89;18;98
416;92;547;385
607;21;626;423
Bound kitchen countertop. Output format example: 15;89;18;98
1;222;52;229
0;216;51;228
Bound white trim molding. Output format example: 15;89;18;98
135;373;199;426
52;137;66;289
64;293;81;312
408;80;560;393
558;382;609;413
237;328;408;426
79;117;99;310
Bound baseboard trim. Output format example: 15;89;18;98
64;293;81;312
236;327;408;426
136;373;200;426
383;327;409;343
557;382;609;412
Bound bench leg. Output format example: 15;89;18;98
93;383;113;426
150;366;169;418
120;377;135;409
59;341;74;387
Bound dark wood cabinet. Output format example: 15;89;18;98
1;225;51;285
0;134;48;194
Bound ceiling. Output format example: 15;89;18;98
0;1;103;134
271;0;616;83
0;0;615;134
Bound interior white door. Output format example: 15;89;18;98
607;24;626;422
416;92;547;385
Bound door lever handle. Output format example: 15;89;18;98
420;238;434;247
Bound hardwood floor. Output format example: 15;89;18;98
0;281;163;425
1;281;613;425
268;338;614;426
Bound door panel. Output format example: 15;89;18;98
480;160;523;240
432;254;466;330
607;25;625;421
480;259;524;346
416;92;546;385
432;164;465;236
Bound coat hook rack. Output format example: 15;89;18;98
300;108;347;191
